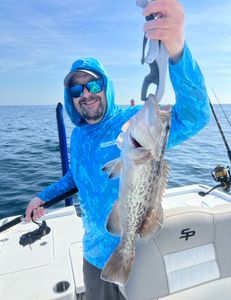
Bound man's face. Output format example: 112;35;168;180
71;72;107;124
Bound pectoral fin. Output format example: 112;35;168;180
102;158;122;179
106;200;122;236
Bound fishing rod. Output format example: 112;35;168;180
1;105;77;242
209;98;231;163
210;87;231;127
199;96;231;196
56;103;73;206
0;187;78;234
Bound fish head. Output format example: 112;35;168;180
122;94;171;162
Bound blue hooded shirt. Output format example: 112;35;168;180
38;43;210;269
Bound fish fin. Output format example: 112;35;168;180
158;160;170;197
138;160;169;237
100;243;135;286
106;200;122;236
138;203;163;237
101;158;122;179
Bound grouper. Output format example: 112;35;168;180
101;94;172;286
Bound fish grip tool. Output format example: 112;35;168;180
0;187;78;249
19;220;51;247
17;187;78;246
17;188;78;246
136;0;169;102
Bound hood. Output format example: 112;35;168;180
64;57;117;126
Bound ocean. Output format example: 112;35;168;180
0;104;231;220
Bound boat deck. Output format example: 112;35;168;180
0;184;231;300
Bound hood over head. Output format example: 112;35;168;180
64;57;116;126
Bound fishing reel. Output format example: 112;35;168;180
19;220;51;247
199;165;231;197
211;165;231;192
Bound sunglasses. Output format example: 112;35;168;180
69;79;104;98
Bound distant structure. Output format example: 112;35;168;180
130;99;136;106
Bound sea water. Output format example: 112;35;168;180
0;104;231;219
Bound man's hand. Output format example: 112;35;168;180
25;197;46;222
143;0;185;63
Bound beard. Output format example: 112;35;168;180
79;95;105;122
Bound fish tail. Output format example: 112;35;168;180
100;243;135;286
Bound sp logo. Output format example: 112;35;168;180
179;228;196;241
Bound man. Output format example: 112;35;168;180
25;1;210;299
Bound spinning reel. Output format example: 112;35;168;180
211;165;231;192
199;165;231;197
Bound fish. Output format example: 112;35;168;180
100;94;172;286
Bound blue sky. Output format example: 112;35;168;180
0;0;231;105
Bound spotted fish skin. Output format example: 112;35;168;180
101;94;171;286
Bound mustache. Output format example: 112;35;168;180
79;95;101;104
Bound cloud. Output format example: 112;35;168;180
0;0;230;104
0;0;143;75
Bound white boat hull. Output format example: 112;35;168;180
0;184;231;300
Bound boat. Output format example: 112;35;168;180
1;184;231;300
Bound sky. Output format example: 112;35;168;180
0;0;231;106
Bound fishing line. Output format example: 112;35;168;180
210;87;231;127
209;98;231;163
198;99;231;196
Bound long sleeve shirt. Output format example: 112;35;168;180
38;43;210;269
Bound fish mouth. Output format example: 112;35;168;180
130;134;143;148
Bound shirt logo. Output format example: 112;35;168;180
100;140;117;148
